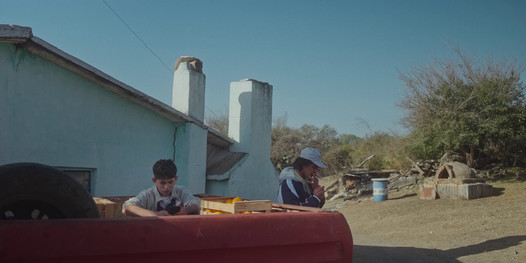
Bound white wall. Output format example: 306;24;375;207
0;42;190;197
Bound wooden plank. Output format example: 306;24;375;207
346;169;397;175
355;154;375;168
200;197;326;214
407;157;425;175
271;203;325;213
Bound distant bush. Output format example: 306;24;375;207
270;115;411;176
398;46;526;168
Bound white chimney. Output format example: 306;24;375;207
172;57;205;122
228;79;273;157
171;56;207;194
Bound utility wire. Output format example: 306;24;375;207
102;0;172;73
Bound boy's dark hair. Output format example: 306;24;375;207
153;159;177;179
293;157;314;171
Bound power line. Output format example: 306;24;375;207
102;0;172;73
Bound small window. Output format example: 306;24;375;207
63;170;92;193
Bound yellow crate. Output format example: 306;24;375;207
200;197;272;214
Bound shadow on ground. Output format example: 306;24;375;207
353;235;526;263
491;187;505;197
388;193;417;200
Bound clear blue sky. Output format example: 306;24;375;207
3;0;526;137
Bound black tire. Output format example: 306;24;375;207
0;162;100;220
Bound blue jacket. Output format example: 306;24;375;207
277;167;324;208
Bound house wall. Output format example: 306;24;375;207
0;42;194;196
172;122;207;194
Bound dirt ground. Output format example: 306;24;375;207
321;178;526;263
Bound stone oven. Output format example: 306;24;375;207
421;161;492;200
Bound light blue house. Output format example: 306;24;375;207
0;25;278;201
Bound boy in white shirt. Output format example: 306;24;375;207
122;159;200;217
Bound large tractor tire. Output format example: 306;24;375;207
0;162;100;220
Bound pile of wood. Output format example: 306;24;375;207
324;155;454;202
324;170;423;201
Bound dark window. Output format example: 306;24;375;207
63;170;91;193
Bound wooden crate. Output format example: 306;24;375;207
102;196;133;218
93;197;118;218
200;197;272;214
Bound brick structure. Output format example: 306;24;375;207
421;161;492;200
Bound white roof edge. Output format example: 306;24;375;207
0;24;233;147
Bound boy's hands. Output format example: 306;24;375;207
175;208;188;215
155;210;172;216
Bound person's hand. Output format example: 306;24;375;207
314;185;325;200
155;210;171;216
309;176;320;188
175;206;188;215
175;204;199;215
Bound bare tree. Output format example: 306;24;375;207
205;106;229;135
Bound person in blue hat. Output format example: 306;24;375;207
277;148;326;208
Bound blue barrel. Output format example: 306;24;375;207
372;178;388;202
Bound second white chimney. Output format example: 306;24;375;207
228;79;273;157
